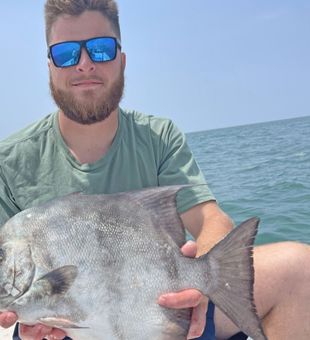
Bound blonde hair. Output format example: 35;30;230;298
45;0;121;44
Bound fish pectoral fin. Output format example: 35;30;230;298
39;317;89;329
36;265;78;296
11;266;79;306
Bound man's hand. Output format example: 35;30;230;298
0;311;66;340
158;241;208;339
0;311;18;328
19;323;67;340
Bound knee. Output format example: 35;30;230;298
256;241;310;285
253;242;310;316
281;241;310;260
277;242;310;281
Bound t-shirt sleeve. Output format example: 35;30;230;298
0;165;20;227
156;120;216;213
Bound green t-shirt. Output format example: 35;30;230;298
0;108;214;226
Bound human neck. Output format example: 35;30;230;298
58;109;119;164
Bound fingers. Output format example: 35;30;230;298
0;311;18;328
158;289;209;339
19;323;67;340
187;298;209;339
158;289;203;309
181;240;197;258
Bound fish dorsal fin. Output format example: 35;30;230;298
119;185;189;247
36;265;78;295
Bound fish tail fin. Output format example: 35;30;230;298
199;217;267;340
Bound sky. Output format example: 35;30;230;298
0;1;309;139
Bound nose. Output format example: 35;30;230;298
76;47;96;72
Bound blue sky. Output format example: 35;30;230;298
0;1;309;139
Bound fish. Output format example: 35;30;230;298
0;186;267;340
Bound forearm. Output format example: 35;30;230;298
196;208;233;256
181;201;234;256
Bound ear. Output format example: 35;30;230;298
121;52;126;71
47;57;52;70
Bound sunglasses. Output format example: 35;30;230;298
48;36;121;68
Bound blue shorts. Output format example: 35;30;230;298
13;301;216;340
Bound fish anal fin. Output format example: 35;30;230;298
39;317;89;329
37;265;78;295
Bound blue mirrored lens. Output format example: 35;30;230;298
86;37;117;62
51;42;80;67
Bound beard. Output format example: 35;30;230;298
49;71;124;125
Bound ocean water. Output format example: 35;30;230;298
186;116;310;245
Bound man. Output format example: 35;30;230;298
0;1;309;339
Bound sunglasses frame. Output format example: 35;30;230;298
48;36;122;68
